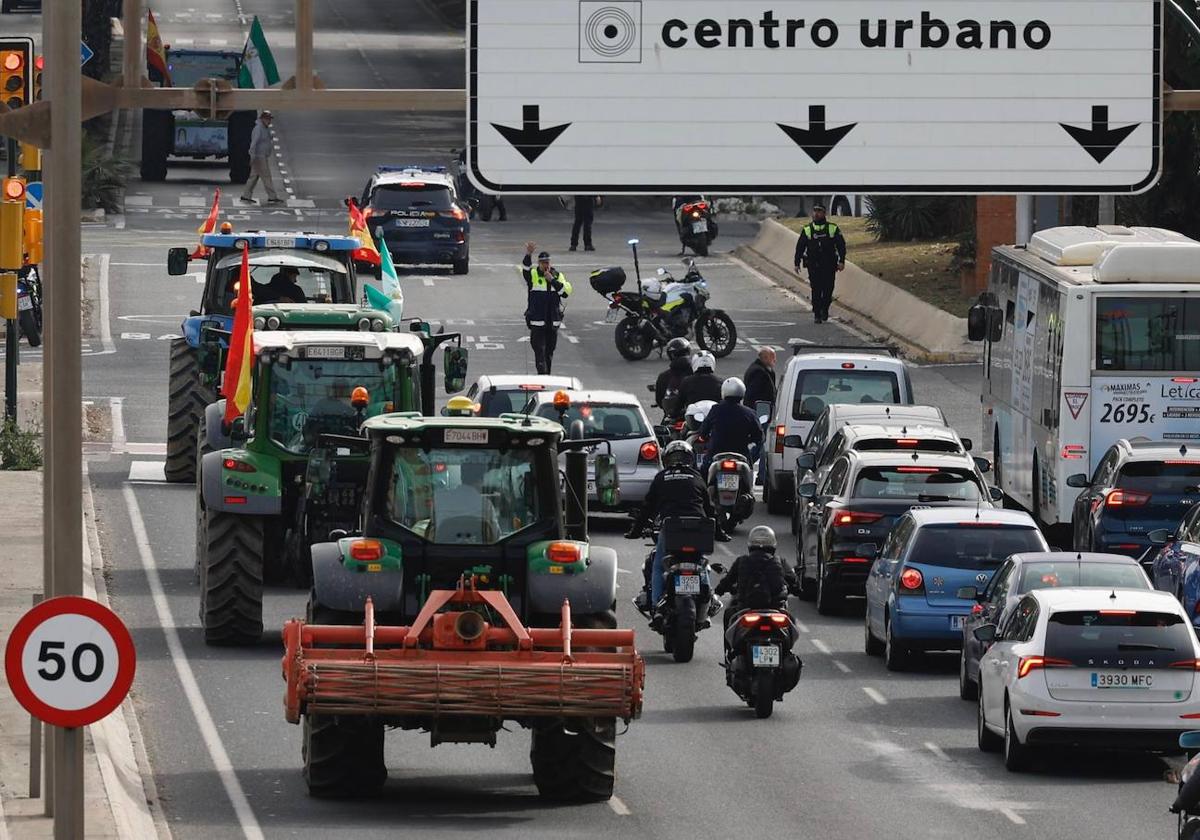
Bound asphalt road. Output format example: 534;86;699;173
69;2;1184;839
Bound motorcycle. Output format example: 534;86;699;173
16;263;42;348
1173;731;1200;839
590;240;737;361
632;516;722;663
722;603;802;718
708;452;755;532
673;196;719;257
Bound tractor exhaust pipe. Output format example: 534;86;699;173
564;420;588;542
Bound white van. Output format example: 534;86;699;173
763;344;915;514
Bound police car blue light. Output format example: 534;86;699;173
376;164;447;174
199;232;359;252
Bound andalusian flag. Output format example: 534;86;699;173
146;9;171;85
190;188;220;260
346;197;380;266
222;245;254;425
364;232;404;320
237;16;279;89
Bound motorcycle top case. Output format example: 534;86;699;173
662;516;715;555
589;266;626;295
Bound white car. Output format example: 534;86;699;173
526;389;661;510
976;587;1200;771
463;374;583;417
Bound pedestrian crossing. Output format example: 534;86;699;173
125;194;318;210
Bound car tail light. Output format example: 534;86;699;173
1106;489;1150;507
1180;713;1200;719
1099;609;1136;616
1173;377;1199;384
971;603;984;616
1018;709;1061;717
897;466;938;473
721;459;737;470
350;539;384;561
899;568;923;591
842;557;871;564
639;441;659;462
547;541;582;564
1061;444;1086;460
444;206;467;221
401;181;426;188
223;496;247;505
1166;461;1200;466
1017;655;1071;679
1170;659;1200;671
740;613;763;626
896;438;918;446
835;511;883;526
775;425;787;454
223;458;256;473
841;362;855;369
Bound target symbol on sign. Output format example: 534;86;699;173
579;1;642;64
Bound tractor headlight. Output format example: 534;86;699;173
371;318;385;332
313;240;329;252
357;317;372;331
266;316;281;330
253;316;265;330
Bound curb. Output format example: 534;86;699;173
734;219;981;364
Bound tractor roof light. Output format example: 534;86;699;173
351;386;370;408
553;390;571;410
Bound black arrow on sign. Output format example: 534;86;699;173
1060;106;1138;164
491;105;571;165
777;106;857;164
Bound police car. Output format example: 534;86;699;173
360;165;472;275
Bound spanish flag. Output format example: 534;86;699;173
222;245;254;425
190;188;220;260
146;9;171;86
346;197;380;266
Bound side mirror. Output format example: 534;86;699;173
973;624;997;644
1066;473;1090;489
709;562;727;575
1148;528;1174;547
956;585;978;600
594;454;620;507
973;456;992;474
967;303;988;342
988;486;1004;503
1180;731;1200;750
988;307;1004;342
961;437;974;452
795;451;816;470
228;416;248;442
653;425;670;447
797;482;818;499
784;435;806;450
855;543;877;560
443;345;468;393
409;319;431;335
167;247;191;276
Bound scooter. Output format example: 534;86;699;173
1172;731;1200;839
16;263;42;347
673;196;719;257
708;452;755;532
723;603;802;718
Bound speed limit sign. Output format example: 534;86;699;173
4;596;136;728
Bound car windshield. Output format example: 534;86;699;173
1116;460;1200;495
1096;297;1200;371
385;446;548;545
371;185;454;212
1018;562;1149;593
792;370;901;420
852;466;983;501
908;525;1046;569
1046;610;1193;667
267;359;394;454
478;389;535;417
535;403;648;440
211;252;351;313
853;438;961;454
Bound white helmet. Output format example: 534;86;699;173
721;377;746;400
748;525;777;551
691;351;715;372
643;278;662;297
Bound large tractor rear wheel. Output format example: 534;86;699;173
199;511;265;645
530;717;616;802
165;338;215;483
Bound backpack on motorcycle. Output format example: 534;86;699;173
589;266;626;295
662;516;715;555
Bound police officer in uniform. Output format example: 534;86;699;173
793;203;847;324
522;242;572;374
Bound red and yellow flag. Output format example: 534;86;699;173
146;10;171;85
222;245;254;425
346;197;380;266
190;188;220;260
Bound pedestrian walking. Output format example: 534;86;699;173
239;111;284;205
569;195;600;251
793;203;846;324
522;242;572;374
479;192;507;221
743;347;777;409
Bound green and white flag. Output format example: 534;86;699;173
364;234;405;320
237;17;279;88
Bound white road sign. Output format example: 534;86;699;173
468;0;1161;194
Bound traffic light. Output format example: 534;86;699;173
0;177;25;273
32;54;42;102
0;38;34;111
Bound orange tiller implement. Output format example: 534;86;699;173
282;580;645;724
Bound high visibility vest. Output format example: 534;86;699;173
526;267;572;326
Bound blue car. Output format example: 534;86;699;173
360;165;472;275
1149;503;1200;625
864;507;1047;671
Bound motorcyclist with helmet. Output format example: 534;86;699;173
626;439;731;621
698;377;763;472
677;350;722;410
714;526;800;629
654;337;694;418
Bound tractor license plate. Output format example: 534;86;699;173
444;428;489;445
717;473;739;491
394;219;431;228
691;221;708;234
674;574;701;595
752;645;781;667
305;346;349;360
605;307;621;323
17;295;32;311
264;236;297;248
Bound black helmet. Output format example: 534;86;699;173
662;440;694;469
666;337;693;361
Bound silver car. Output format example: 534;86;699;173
464;374;583;417
526;389;661;510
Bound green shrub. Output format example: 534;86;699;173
82;133;133;212
865;196;973;242
0;420;42;470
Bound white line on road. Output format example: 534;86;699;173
98;253;116;354
111;397;126;453
122;487;266;840
924;741;949;761
862;686;888;706
811;638;832;655
1000;808;1027;826
833;660;851;673
794;620;809;633
423;278;435;286
608;796;631;816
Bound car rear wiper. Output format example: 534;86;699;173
1116;642;1176;651
917;494;951;502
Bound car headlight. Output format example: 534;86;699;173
357;317;372;331
253;316;265;330
266;316;281;330
371;318;385;332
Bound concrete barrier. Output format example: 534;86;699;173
735;219;979;364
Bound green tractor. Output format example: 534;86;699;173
196;328;468;644
290;413;631;800
165;231;393;484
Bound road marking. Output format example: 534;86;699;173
608;796;631;816
423;278;435;287
794;620;809;633
811;638;831;655
178;196;208;208
924;741;949;761
98;253;116;354
861;686;888;706
833;660;851;673
127;461;167;483
122;487;266;840
125;442;167;456
111;397;126;453
1000;809;1027;826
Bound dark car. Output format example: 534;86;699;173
1149;503;1200;599
957;551;1151;700
1069;440;1200;561
361;165;471;275
796;450;1001;615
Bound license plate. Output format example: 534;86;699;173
691;221;708;234
394;219;431;228
675;574;701;595
752;645;780;667
444;428;489;445
304;346;347;359
1091;671;1154;689
264;236;296;248
17;296;32;311
950;615;966;631
717;473;739;490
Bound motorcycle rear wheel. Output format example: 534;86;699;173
614;316;652;361
695;310;737;358
18;309;41;347
672;597;697;663
753;671;775;719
